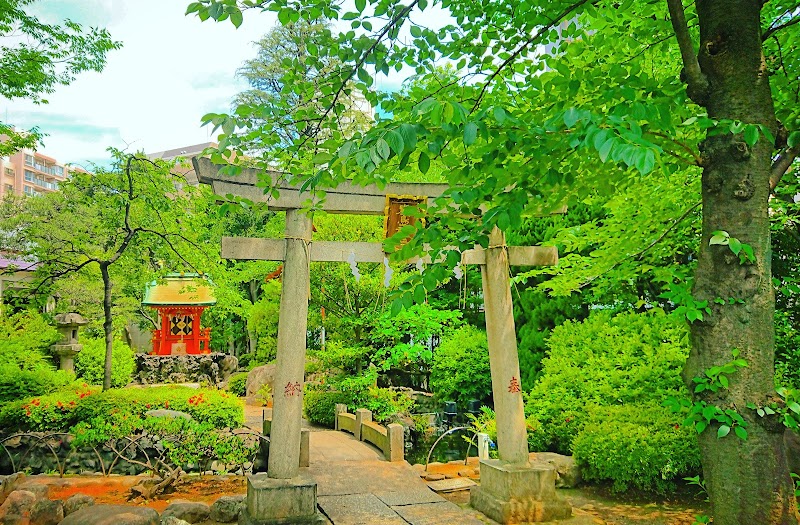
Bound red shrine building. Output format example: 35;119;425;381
143;274;216;355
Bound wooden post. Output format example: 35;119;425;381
268;210;313;479
481;227;529;465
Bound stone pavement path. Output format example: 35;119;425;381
244;405;485;524
306;431;485;525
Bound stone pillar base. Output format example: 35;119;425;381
470;459;571;524
239;474;325;525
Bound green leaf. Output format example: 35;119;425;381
464;122;478;145
717;425;731;438
384;130;405;154
413;284;426;303
719;375;729;389
734;426;748;440
376;138;391;160
788;402;800;414
355;0;366;12
230;10;243;27
695;420;708;434
743;125;759;147
418;152;430;173
390;298;403;317
788;131;800;148
598;138;614;162
563;107;580;128
709;231;729;245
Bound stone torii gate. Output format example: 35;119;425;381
194;157;569;524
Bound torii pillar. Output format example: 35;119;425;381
469;226;572;523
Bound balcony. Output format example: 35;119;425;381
24;170;58;191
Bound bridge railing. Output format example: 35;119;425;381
334;404;404;462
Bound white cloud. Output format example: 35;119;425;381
3;0;274;164
3;1;455;165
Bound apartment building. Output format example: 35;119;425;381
0;148;75;198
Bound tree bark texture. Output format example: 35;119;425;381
685;1;799;523
101;263;114;392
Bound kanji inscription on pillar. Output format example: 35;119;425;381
284;381;302;397
507;376;521;394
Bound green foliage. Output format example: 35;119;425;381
74;337;135;388
72;416;257;473
227;372;248;397
303;370;414;428
245;281;281;368
429;325;491;406
0;385;244;433
572;404;701;493
526;309;690;454
665;350;750;440
369;304;461;371
0;310;72;403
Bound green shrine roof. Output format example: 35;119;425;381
142;273;216;306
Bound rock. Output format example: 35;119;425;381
144;410;193;421
1;514;29;525
424;473;445;482
0;474;26;505
0;490;37;518
30;499;63;525
209;495;244;523
58;505;159;525
534;452;582;488
14;484;47;501
160;518;190;525
457;468;473;477
63;494;95;516
160;501;209;524
245;364;276;398
444;473;458;479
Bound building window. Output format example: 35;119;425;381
23;170;57;190
4;167;13;177
4;184;12;192
23;185;41;196
24;154;34;166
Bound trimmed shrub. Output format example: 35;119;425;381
430;325;491;407
0;385;244;432
525;309;689;454
74;337;135;388
572;404;700;493
303;389;353;428
227;372;248;397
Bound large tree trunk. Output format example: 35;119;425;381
100;263;114;391
685;2;799;523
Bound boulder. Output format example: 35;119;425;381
63;494;94;516
0;474;26;506
57;505;159;525
424;473;445;482
30;499;63;525
245;364;276;398
534;452;582;488
160;501;209;524
1;515;28;525
209;495;244;523
160;518;190;525
14;484;47;502
0;490;37;518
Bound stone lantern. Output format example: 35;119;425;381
50;313;88;373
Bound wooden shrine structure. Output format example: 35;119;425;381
143;273;215;355
194;156;570;524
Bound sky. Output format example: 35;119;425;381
5;1;451;168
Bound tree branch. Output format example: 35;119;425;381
666;0;709;105
763;13;800;41
771;145;800;190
